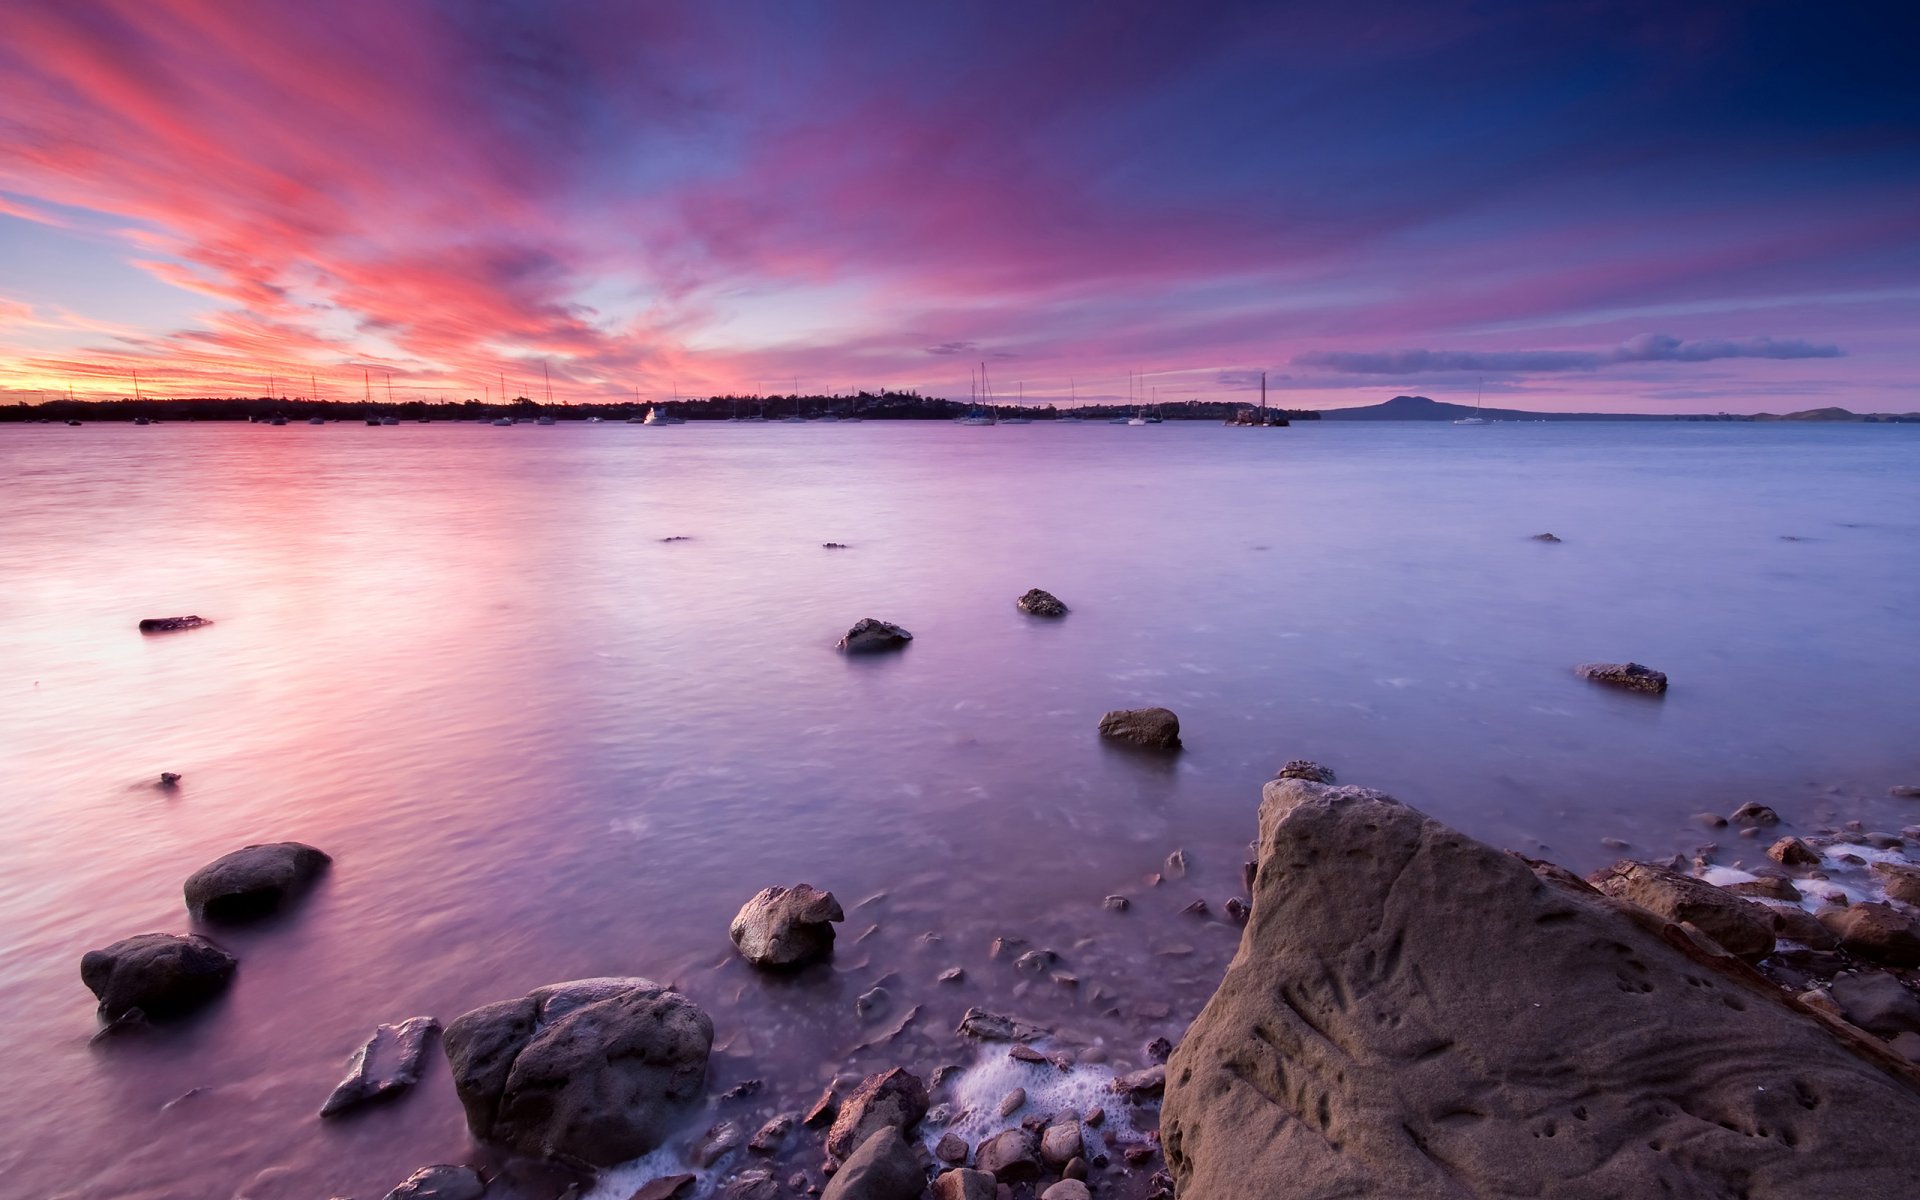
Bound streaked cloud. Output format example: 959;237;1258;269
1294;334;1844;376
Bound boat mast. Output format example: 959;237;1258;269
543;361;553;406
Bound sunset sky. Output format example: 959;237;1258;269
1;1;1915;412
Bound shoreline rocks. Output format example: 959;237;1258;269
138;615;212;633
184;842;331;922
823;1068;928;1166
443;977;712;1167
1588;859;1776;963
730;885;844;968
1161;779;1920;1199
1097;706;1181;750
321;1016;440;1117
1016;588;1068;617
837;619;912;653
80;932;236;1019
1575;661;1668;693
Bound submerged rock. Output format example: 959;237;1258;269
1871;861;1920;904
381;1165;483;1200
1768;836;1820;866
824;1068;928;1165
1016;588;1068;617
183;841;331;922
80;932;235;1019
1097;706;1182;750
730;884;844;968
442;977;711;1167
138;615;212;633
837;618;913;653
321;1015;439;1116
1574;661;1668;693
1588;859;1775;963
1531;532;1562;543
1161;779;1920;1200
821;1127;923;1200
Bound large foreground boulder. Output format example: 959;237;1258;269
443;977;712;1167
1161;780;1920;1200
184;841;331;921
80;932;236;1018
730;884;844;968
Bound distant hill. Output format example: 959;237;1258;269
1320;395;1918;422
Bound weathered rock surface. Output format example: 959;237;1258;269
1276;759;1336;783
1730;801;1781;827
1017;588;1068;617
824;1068;928;1165
837;618;912;653
80;932;236;1018
973;1128;1040;1183
1871;861;1920;904
1819;902;1920;966
322;1015;439;1116
1041;1183;1092;1200
730;884;844;968
442;977;711;1166
1097;706;1181;750
139;615;213;633
1588;859;1776;962
1768;837;1820;866
1161;779;1920;1200
1574;661;1668;693
956;1007;1047;1042
628;1175;696;1200
381;1165;483;1200
184;841;331;922
820;1127;923;1200
932;1167;996;1200
1829;972;1920;1038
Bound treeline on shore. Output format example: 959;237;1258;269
3;391;1321;424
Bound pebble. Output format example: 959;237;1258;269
938;967;965;984
1000;1088;1027;1117
1103;895;1130;912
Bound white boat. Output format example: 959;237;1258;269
643;405;684;426
957;406;996;426
536;414;556;426
381;415;400;426
491;417;514;427
1454;380;1488;425
1126;416;1147;426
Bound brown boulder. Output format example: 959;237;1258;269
1819;903;1920;967
820;1127;923;1200
932;1168;996;1200
1767;837;1820;867
1871;861;1920;905
824;1068;928;1165
1588;860;1775;963
730;884;844;968
1160;780;1920;1200
1097;706;1181;750
973;1128;1040;1183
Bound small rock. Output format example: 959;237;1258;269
998;1087;1028;1117
80;932;236;1019
693;1120;744;1168
1767;837;1820;866
1889;785;1920;798
974;1129;1041;1183
1224;897;1250;924
1694;812;1729;829
1012;949;1058;974
1017;588;1069;617
1144;1036;1173;1064
1114;1065;1166;1098
1531;533;1562;542
1600;837;1630;851
837;618;913;654
1064;1156;1088;1180
1182;899;1209;918
1102;895;1130;913
1084;1106;1105;1128
1039;1119;1083;1167
158;772;182;787
721;1169;782;1200
731;884;844;968
803;1087;838;1128
935;1133;970;1164
958;1008;1048;1043
1588;860;1775;962
938;966;966;984
1724;876;1802;903
1574;661;1667;693
932;1168;996;1200
821;1127;923;1200
824;1068;929;1165
321;1016;439;1116
1097;706;1182;750
1162;849;1188;879
139;615;213;633
720;1079;765;1102
629;1175;697;1200
382;1165;483;1200
1729;802;1780;827
661;535;693;543
856;986;890;1020
1275;760;1335;783
823;542;850;549
750;1115;794;1154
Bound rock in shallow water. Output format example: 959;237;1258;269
183;841;331;922
138;615;212;633
321;1015;438;1116
80;932;235;1019
821;1127;923;1200
1587;859;1775;963
932;1167;995;1200
1819;902;1920;967
1160;779;1920;1200
442;977;711;1167
824;1067;928;1165
837;618;913;653
730;884;844;968
1016;588;1068;617
1574;661;1668;693
1097;706;1181;750
381;1165;482;1200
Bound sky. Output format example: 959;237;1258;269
0;0;1916;412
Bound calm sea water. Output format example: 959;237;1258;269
2;420;1917;1199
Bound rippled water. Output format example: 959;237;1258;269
1;420;1916;1199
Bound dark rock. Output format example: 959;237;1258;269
443;978;712;1167
934;1133;970;1164
837;619;912;653
803;1087;838;1128
1224;897;1251;924
80;932;235;1018
1114;1065;1165;1098
957;1008;1048;1042
1144;1036;1173;1063
1574;661;1667;693
1871;861;1920;904
1276;760;1336;784
821;1127;923;1200
730;884;844;968
749;1114;794;1154
1040;1183;1092;1200
1102;895;1130;912
321;1016;439;1116
1161;778;1920;1200
183;841;331;922
661;536;693;543
693;1120;744;1167
1828;972;1920;1038
382;1165;483;1200
1098;706;1181;750
158;772;182;787
1819;903;1920;966
1889;785;1920;798
1694;812;1729;829
1531;533;1562;543
1182;899;1209;918
720;1078;764;1102
1767;837;1820;866
1588;860;1775;963
938;966;966;984
1012;949;1058;974
823;542;851;549
974;1129;1040;1184
1770;906;1840;949
629;1176;696;1200
1723;875;1802;903
139;615;212;633
1039;1119;1083;1167
1162;848;1188;879
1063;1156;1088;1180
1729;802;1780;827
824;1068;928;1165
720;1168;782;1200
1017;589;1068;617
856;986;890;1019
932;1168;996;1200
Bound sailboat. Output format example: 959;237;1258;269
537;363;557;423
1454;380;1488;425
957;364;997;424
